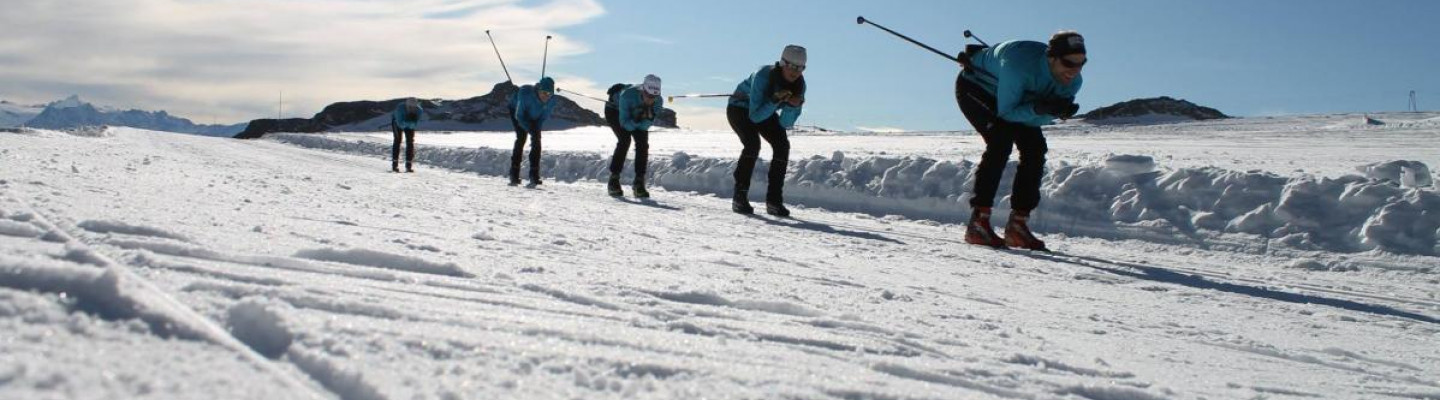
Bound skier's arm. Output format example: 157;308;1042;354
747;68;781;124
777;103;802;130
994;70;1053;127
618;89;641;131
641;96;662;131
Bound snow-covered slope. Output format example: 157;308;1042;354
2;125;1437;399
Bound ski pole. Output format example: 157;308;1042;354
541;35;552;78
856;16;959;63
485;30;512;83
665;93;731;103
963;30;990;48
558;88;606;103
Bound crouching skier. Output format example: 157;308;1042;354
508;77;557;186
728;45;807;217
956;31;1087;250
391;97;424;173
603;74;665;198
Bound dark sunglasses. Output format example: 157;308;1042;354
1058;56;1087;69
782;60;806;72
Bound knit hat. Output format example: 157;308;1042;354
536;77;556;93
1047;31;1086;57
781;45;807;67
641;74;662;96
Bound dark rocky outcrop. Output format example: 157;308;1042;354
1079;96;1229;122
234;81;654;139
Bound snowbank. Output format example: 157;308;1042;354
272;134;1440;255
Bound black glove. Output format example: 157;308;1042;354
773;89;794;103
634;107;653;122
1034;97;1079;119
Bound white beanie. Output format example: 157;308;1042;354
781;45;807;67
641;74;662;96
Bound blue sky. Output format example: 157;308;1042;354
557;0;1440;131
2;0;1436;131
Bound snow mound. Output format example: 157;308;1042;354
293;247;472;278
273;134;1440;256
1357;160;1432;188
225;297;295;358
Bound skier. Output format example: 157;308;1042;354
390;97;424;173
508;77;557;186
727;45;807;216
956;31;1086;250
604;74;665;198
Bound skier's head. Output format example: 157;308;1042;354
1046;31;1086;86
779;44;806;83
642;74;662;102
536;77;555;102
404;97;419;111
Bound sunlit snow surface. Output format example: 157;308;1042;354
2;113;1438;399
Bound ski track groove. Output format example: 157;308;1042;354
792;211;1440;313
8;195;338;400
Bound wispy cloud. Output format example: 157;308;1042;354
0;0;605;123
619;34;676;45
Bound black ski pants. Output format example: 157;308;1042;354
955;75;1048;211
509;114;542;182
391;122;415;168
604;108;650;183
727;106;790;203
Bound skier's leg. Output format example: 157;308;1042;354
728;106;762;193
509;117;526;183
390;122;402;171
727;106;759;213
606;108;631;178
1010;126;1048;212
756;116;790;205
633;129;649;179
631;129;650;197
404;128;416;171
528;130;542;183
956;76;1012;209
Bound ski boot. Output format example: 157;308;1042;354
1004;209;1048;251
765;202;790;217
632;183;650;199
964;207;1006;248
508;170;521;186
405;163;414;173
391;163;401;173
607;177;624;197
732;190;754;214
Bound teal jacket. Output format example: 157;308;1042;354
391;102;424;130
961;40;1083;127
728;64;805;129
615;85;664;132
509;85;556;133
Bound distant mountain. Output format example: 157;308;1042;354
235;81;678;139
1079;96;1229;124
0;100;44;128
22;95;246;136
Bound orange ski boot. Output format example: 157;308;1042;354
1003;209;1048;251
965;207;1006;248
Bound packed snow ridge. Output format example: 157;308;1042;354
273;133;1440;256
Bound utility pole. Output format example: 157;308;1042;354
1410;90;1418;112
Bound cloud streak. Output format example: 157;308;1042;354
0;0;605;123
